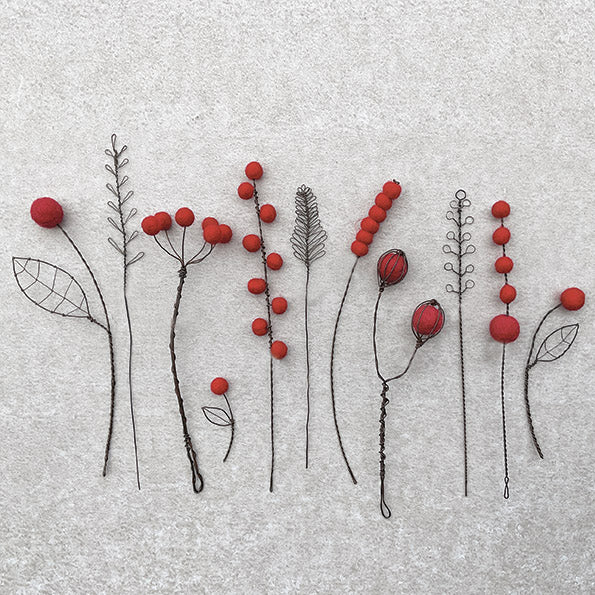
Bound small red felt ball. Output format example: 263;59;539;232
141;215;160;236
175;207;195;227
238;182;254;200
369;205;387;223
495;256;514;274
272;297;287;314
492;201;510;219
252;318;268;336
154;211;172;231
260;204;277;223
560;287;585;311
271;340;288;359
243;234;261;252
356;229;374;245
218;224;233;243
375;193;392;211
203;225;221;244
489;314;520;343
492;226;511;245
30;197;63;228
248;278;266;294
500;284;517;304
351;240;369;257
202;217;218;230
267;253;283;270
382;181;402;200
211;377;229;395
245;161;263;180
361;217;380;234
412;302;445;336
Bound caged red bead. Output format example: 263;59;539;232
203;224;221;244
377;250;408;286
142;215;160;236
495;256;514;274
252;318;268;336
356;229;374;245
202;217;218;230
267;253;283;270
242;234;261;252
351;240;369;257
492;226;511;246
259;204;277;223
175;207;195;227
245;161;263;180
361;217;380;234
218;224;233;244
210;377;229;395
248;278;267;294
500;284;517;304
271;340;288;359
30;197;64;228
154;211;172;231
375;193;392;211
238;182;254;200
382;181;402;200
491;201;510;219
412;301;445;337
560;287;585;311
489;314;520;343
369;205;387;223
271;296;287;314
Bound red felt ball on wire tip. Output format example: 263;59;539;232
210;377;229;395
491;201;510;219
30;197;63;228
142;215;160;236
245;161;263;180
271;297;287;314
412;302;445;337
560;287;585;311
369;205;387;223
203;225;221;244
351;240;369;257
202;217;218;230
500;284;517;304
267;253;283;270
237;182;254;200
361;217;380;234
490;314;520;343
259;204;277;223
242;234;261;252
271;341;288;359
175;207;195;227
377;250;408;286
154;211;172;231
252;318;268;336
382;181;401;200
248;278;266;294
495;256;514;274
375;193;392;210
492;226;511;245
218;224;233;243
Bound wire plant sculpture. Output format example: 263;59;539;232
105;134;144;489
203;377;235;462
290;185;327;468
443;189;475;496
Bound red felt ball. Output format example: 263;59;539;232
560;287;585;311
252;318;268;336
489;314;520;343
272;297;287;314
271;340;288;360
248;278;267;294
141;215;160;236
259;204;277;223
369;205;387;223
492;226;511;245
30;197;63;228
500;284;517;304
245;161;263;180
382;181;402;200
202;217;218;230
238;182;254;200
154;211;172;231
175;207;195;227
492;200;510;219
356;229;374;245
495;256;514;274
378;251;408;285
242;234;261;252
412;303;445;335
351;240;369;257
218;224;233;243
361;217;380;234
210;377;229;395
203;225;221;244
375;193;392;210
267;253;283;270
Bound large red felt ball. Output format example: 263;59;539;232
211;377;229;395
245;161;263;180
203;225;221;244
492;226;511;245
218;224;233;243
248;278;266;294
252;318;268;336
351;240;369;257
361;217;380;234
238;182;254;200
271;340;288;359
375;193;392;210
30;197;63;228
202;217;218;230
267;253;283;270
492;201;510;219
356;229;374;245
175;207;195;227
272;296;287;314
489;314;520;343
259;204;277;223
560;287;585;311
500;284;517;304
382;181;401;200
141;215;160;236
495;256;514;274
412;303;444;336
243;234;261;252
154;211;172;231
369;205;387;223
377;251;408;285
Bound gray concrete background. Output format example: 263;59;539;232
0;1;594;593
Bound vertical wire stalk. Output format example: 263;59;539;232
304;265;311;468
500;343;510;499
223;393;235;463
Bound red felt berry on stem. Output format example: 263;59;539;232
218;224;233;243
500;284;517;304
271;341;288;359
412;301;445;338
245;161;263;180
560;287;585;311
252;318;268;336
490;314;520;343
377;249;408;286
369;205;387;223
259;204;277;223
202;217;218;230
242;234;261;252
272;297;287;314
382;181;402;200
356;230;374;245
238;182;254;200
351;240;369;257
30;197;63;228
211;377;229;395
375;193;392;210
267;253;283;270
141;215;160;236
248;278;266;294
154;211;172;231
492;226;511;245
203;224;221;244
361;217;380;234
175;207;195;227
492;201;510;219
495;256;514;274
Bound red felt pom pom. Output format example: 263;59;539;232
495;256;514;274
238;182;254;200
211;377;229;395
242;234;261;252
492;226;511;245
351;240;369;257
377;250;408;286
267;253;283;270
245;161;263;180
369;205;387;223
203;225;221;244
252;318;268;336
412;301;445;337
489;314;520;343
361;217;380;234
356;230;374;245
375;193;392;211
30;197;63;228
500;284;517;304
202;217;218;230
154;211;172;231
175;207;195;227
382;181;402;200
272;297;287;314
141;215;160;236
560;287;585;311
271;340;288;359
259;204;277;223
248;278;266;294
492;201;510;219
218;224;233;243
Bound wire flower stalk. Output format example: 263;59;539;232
203;377;235;462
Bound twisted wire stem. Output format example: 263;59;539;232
500;344;510;499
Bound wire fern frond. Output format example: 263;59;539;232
291;185;327;267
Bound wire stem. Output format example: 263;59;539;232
223;393;235;463
304;265;311;469
500;343;510;499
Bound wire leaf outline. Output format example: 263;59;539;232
291;185;327;267
534;324;579;364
